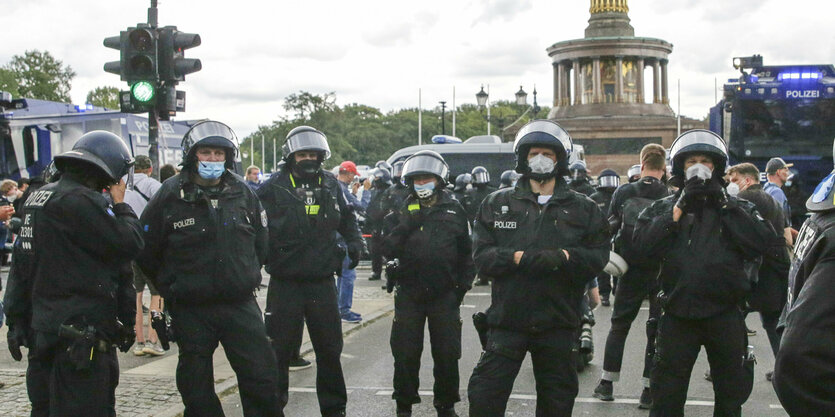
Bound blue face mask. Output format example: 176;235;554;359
413;181;435;199
197;161;226;180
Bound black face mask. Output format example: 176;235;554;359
294;159;321;177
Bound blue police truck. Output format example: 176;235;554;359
709;55;835;194
0;94;195;181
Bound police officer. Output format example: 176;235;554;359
256;126;363;417
568;161;596;196
593;144;670;408
589;168;620;306
773;140;835;415
381;150;473;417
465;166;496;220
137;121;279;416
451;173;471;208
498;169;518;190
633;130;777;417
467;120;610;416
366;167;393;282
4;131;142;416
381;161;411;229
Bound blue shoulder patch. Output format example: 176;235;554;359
106;208;115;217
144;224;150;232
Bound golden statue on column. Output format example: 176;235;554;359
590;0;629;14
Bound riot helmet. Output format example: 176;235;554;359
402;150;449;199
597;168;620;190
513;120;573;180
454;173;472;192
570;161;588;181
376;160;393;173
54;130;134;184
499;170;518;189
806;137;835;213
669;129;728;179
282;126;330;177
392;161;405;182
471;166;490;185
181;120;239;172
370;167;392;189
627;164;641;183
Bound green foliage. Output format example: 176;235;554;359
240;91;550;172
4;50;75;102
0;68;20;98
86;86;120;109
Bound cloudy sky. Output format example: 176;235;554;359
3;0;833;137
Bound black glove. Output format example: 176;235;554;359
455;287;467;305
520;249;568;275
347;245;361;269
7;323;31;361
116;322;135;353
676;177;709;213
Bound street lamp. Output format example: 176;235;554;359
439;101;447;135
531;86;541;120
515;86;527;106
475;85;491;136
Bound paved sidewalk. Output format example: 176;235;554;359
0;265;393;417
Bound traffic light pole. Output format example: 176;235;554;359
147;0;160;180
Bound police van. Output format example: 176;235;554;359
386;134;585;188
0;94;196;180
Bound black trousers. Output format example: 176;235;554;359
598;272;617;298
391;289;462;409
468;327;578;417
651;309;751;417
371;233;384;276
172;299;279;417
266;278;346;417
601;267;660;383
27;331;119;417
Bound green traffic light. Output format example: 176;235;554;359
131;81;155;102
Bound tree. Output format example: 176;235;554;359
5;50;75;102
0;68;20;98
86;86;120;109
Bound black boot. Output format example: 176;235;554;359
593;379;614;401
436;406;459;417
638;387;652;409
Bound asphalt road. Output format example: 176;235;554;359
220;273;788;417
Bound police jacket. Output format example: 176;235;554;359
473;178;609;332
589;188;614;219
365;186;389;234
774;212;835;416
380;184;411;235
633;189;778;319
608;176;670;266
4;175;143;334
256;168;363;281
738;184;789;314
138;172;267;305
465;184;497;221
383;190;474;301
569;178;595;196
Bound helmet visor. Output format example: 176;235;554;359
599;176;619;188
183;121;239;150
402;154;449;182
284;130;331;160
627;164;641;178
514;120;572;159
473;171;489;184
670;130;727;161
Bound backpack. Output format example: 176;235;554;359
613;195;654;258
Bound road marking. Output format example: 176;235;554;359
290;387;354;394
371;390;714;406
465;293;491;296
460;304;477;308
770;404;785;409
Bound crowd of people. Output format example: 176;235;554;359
0;117;832;417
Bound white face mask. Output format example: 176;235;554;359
5;194;15;203
685;163;712;182
528;154;556;174
726;182;740;197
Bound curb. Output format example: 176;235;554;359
154;301;395;417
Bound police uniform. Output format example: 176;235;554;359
137;121;279;416
4;131;142;416
381;151;474;416
366;168;393;281
773;146;835;416
633;130;778;417
595;175;669;401
467;121;609;417
256;126;363;417
589;169;619;303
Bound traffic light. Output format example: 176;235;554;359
158;26;202;83
103;32;124;78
